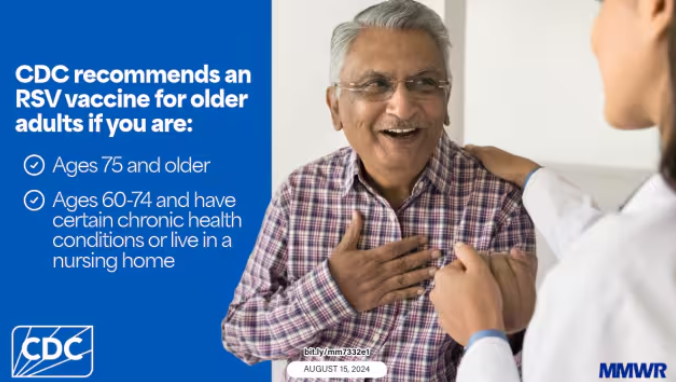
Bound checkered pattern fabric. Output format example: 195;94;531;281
222;132;536;381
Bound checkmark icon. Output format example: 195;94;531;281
24;155;45;176
24;190;45;211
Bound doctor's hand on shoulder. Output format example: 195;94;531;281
430;243;537;345
465;145;540;189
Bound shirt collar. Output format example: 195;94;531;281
342;149;360;196
622;173;676;214
341;131;458;196
422;132;456;194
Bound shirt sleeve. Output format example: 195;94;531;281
456;336;522;382
491;185;537;255
522;167;604;260
522;166;542;189
221;181;357;365
466;329;509;350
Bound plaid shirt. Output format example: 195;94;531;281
222;132;536;381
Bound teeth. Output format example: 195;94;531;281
385;128;416;134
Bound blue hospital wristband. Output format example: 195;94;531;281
465;329;509;352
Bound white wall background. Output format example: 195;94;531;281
464;0;661;170
273;0;662;186
271;1;658;381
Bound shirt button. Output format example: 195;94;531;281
373;333;381;342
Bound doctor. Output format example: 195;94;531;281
430;0;676;381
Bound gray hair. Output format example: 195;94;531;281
329;0;452;87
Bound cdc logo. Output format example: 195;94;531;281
11;326;93;378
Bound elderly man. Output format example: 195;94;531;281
222;1;537;381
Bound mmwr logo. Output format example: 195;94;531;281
11;326;93;378
600;363;667;379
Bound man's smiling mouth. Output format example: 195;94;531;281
381;128;420;138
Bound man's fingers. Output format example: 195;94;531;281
382;267;437;291
510;247;528;260
378;286;425;306
336;210;363;251
373;235;427;262
383;248;440;275
510;247;538;276
453;242;487;272
490;255;517;293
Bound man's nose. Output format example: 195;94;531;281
386;84;418;121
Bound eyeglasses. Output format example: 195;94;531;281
333;77;451;102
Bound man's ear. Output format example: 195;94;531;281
326;86;343;131
642;0;674;39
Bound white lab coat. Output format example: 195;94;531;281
457;167;676;382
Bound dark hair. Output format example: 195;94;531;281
665;7;676;188
663;128;676;187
